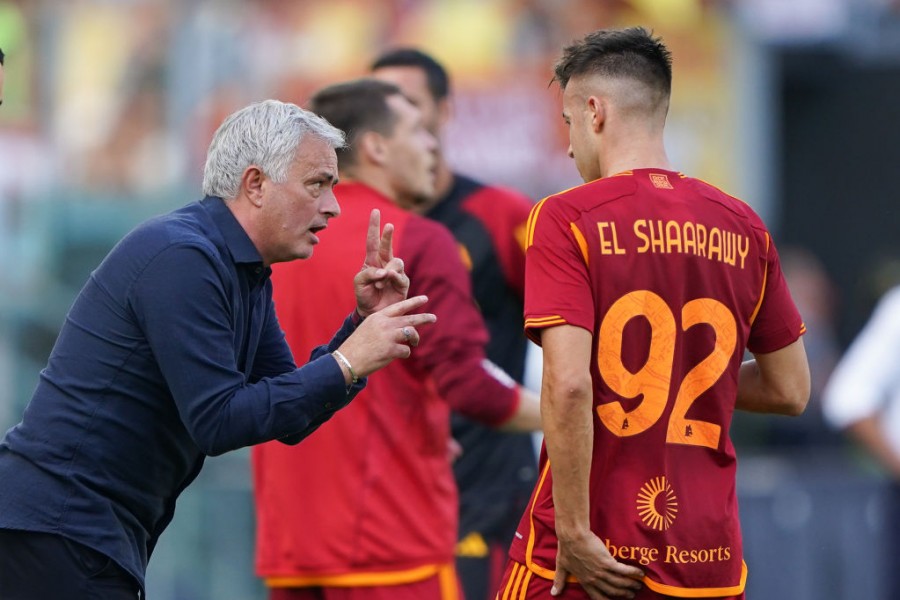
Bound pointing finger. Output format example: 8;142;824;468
380;295;430;317
364;209;381;267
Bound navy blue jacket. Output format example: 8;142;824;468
0;196;363;590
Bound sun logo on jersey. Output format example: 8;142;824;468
636;477;679;531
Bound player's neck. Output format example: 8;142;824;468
601;135;673;178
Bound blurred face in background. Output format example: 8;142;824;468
380;93;438;209
372;66;446;140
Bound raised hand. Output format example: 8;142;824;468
355;209;410;317
335;295;436;381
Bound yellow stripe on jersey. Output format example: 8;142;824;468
526;198;549;250
748;233;770;325
525;316;567;329
501;563;525;600
517;568;533;600
500;563;522;600
642;561;748;597
570;222;589;267
437;564;459;600
526;174;639;251
525;462;557;581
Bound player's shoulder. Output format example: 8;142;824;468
556;172;637;205
682;175;768;228
538;173;638;219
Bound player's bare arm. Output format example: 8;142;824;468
541;325;644;599
497;387;543;432
736;338;810;415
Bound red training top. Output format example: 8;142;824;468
252;182;520;588
509;170;805;598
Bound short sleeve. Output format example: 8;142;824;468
746;235;805;354
523;197;595;345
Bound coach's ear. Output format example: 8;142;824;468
241;165;266;207
359;131;388;167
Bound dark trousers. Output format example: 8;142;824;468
0;528;140;600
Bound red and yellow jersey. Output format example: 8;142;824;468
252;183;520;587
509;169;804;597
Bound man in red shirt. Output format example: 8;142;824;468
252;79;541;600
371;48;538;600
497;28;810;600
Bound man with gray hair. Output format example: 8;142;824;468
0;99;435;600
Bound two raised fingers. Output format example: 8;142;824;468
364;209;395;268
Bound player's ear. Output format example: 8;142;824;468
587;96;605;133
359;131;388;167
241;165;266;207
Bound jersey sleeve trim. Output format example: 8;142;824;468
524;316;569;344
748;233;770;325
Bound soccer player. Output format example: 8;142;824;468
371;48;538;600
496;28;810;600
252;79;541;600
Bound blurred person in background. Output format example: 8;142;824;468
0;99;435;600
823;265;900;599
761;246;842;447
252;79;542;600
497;27;809;599
370;47;539;600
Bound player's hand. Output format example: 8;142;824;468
354;209;409;317
551;531;643;599
336;295;436;380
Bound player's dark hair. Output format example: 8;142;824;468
0;47;5;65
371;48;450;101
308;79;403;169
554;27;672;98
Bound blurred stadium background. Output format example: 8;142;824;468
1;0;899;598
